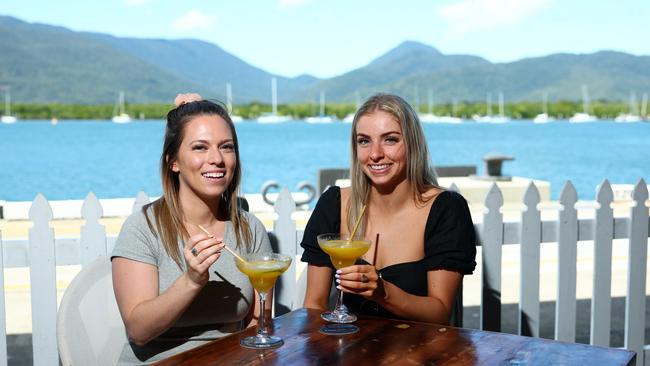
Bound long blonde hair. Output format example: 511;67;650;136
144;100;251;268
348;93;439;234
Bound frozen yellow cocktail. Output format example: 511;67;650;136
233;253;292;349
316;233;372;325
235;259;291;293
318;240;371;269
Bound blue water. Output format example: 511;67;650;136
0;120;648;201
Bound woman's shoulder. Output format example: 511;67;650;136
313;185;343;210
122;203;156;230
427;188;468;208
240;210;264;230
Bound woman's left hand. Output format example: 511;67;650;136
335;265;385;301
174;93;202;107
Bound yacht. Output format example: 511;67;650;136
419;113;462;124
533;92;555;123
226;82;243;122
305;91;336;123
569;85;597;123
257;77;292;123
614;92;642;123
342;113;355;123
473;93;510;123
111;91;132;124
1;87;18;124
342;91;361;123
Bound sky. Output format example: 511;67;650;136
2;0;650;78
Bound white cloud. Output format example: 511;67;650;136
437;0;552;35
172;10;216;31
123;0;152;6
278;0;312;9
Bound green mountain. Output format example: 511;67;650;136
0;16;204;104
313;41;650;104
85;33;319;103
1;16;649;104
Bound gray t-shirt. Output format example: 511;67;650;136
111;205;272;365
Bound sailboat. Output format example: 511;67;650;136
1;87;18;124
226;83;243;122
419;89;462;123
533;92;555;123
111;91;132;124
305;91;336;123
257;77;292;123
569;85;597;123
419;88;439;123
614;92;642;123
473;93;509;123
342;91;361;123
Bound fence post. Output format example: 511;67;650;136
28;194;58;365
591;180;613;347
481;183;503;332
625;179;648;364
555;181;578;342
520;182;540;337
133;191;150;213
273;188;297;315
80;192;107;265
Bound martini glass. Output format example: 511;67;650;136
234;253;292;349
317;233;371;324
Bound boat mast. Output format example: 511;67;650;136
319;91;325;117
271;77;278;115
498;92;505;117
226;82;233;114
4;87;10;116
581;84;590;114
486;93;492;116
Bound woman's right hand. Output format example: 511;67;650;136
174;93;202;107
183;233;225;288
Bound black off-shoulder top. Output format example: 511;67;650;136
300;186;477;319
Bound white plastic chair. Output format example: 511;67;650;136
57;256;127;365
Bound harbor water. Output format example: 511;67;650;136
1;119;649;202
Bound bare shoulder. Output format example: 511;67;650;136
422;186;445;203
340;186;351;203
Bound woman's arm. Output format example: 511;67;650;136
303;264;334;310
336;266;462;324
112;233;224;345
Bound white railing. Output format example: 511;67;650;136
0;179;648;365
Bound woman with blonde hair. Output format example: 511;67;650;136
301;93;476;324
112;94;271;363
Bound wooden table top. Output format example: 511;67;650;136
153;308;635;366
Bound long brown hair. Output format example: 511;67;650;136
348;93;439;234
144;100;251;268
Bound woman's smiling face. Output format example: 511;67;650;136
171;114;237;202
355;110;407;189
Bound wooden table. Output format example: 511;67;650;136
153;308;635;365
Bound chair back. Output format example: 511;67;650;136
57;256;126;365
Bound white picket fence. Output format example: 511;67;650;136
0;179;648;365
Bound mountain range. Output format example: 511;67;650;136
1;15;649;105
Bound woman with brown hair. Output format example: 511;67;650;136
301;93;476;324
111;95;271;363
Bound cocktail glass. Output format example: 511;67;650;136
317;233;371;324
234;253;292;349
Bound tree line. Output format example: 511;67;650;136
8;100;644;120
